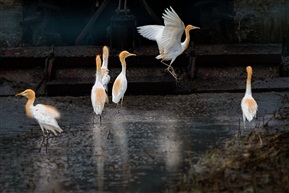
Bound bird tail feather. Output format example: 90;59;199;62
156;54;163;60
44;124;63;136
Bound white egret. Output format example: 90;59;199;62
16;89;63;152
112;51;136;107
137;6;200;80
241;66;258;128
91;55;108;125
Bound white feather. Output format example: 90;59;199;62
137;25;164;53
112;73;127;104
32;104;63;135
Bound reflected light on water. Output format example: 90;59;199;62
158;119;182;173
139;108;183;173
31;153;67;192
111;120;131;187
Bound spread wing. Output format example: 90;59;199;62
137;25;164;41
161;7;185;53
137;25;165;53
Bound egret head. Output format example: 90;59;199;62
96;55;101;69
15;89;35;99
102;46;109;58
119;51;136;61
246;66;253;74
186;24;200;31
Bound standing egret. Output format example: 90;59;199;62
101;46;110;92
15;89;63;152
91;55;108;125
137;6;200;80
241;66;258;128
112;51;136;107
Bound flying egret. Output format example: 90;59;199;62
137;6;200;80
91;55;108;125
241;66;258;128
112;51;136;107
101;45;110;92
15;89;63;152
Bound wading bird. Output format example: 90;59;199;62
112;51;136;107
241;66;258;128
101;46;110;92
137;6;200;80
15;89;63;152
91;55;108;125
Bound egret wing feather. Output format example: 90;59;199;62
137;25;164;41
137;25;164;53
162;7;185;52
91;84;106;115
33;104;62;134
34;104;60;119
112;75;127;103
241;98;258;122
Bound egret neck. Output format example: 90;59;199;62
181;25;192;51
245;67;253;97
15;89;35;118
96;55;102;83
102;46;109;69
120;55;127;76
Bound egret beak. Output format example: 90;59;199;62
129;53;136;57
15;91;24;96
193;26;200;30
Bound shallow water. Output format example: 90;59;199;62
0;92;287;192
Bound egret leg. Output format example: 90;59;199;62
45;132;49;153
39;135;45;152
99;115;102;126
242;114;246;130
237;118;241;138
39;125;46;152
121;97;124;108
92;114;94;125
39;131;49;153
160;60;171;68
116;98;124;117
160;60;178;81
167;66;178;80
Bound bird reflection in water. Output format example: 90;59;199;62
91;117;130;191
92;123;105;192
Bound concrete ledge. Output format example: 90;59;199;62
2;76;289;96
0;44;285;96
176;77;289;94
